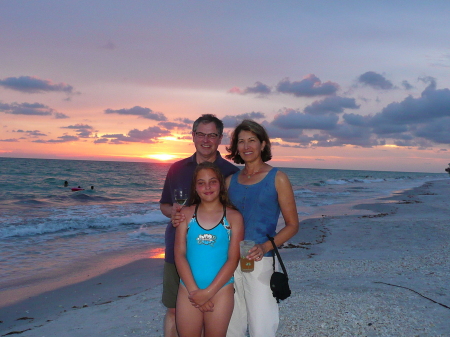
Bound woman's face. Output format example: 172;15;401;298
237;130;266;163
195;168;220;202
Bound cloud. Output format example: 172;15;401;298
99;126;171;144
26;130;47;137
158;121;188;130
104;106;167;121
358;71;394;90
342;113;371;127
174;117;194;125
272;108;339;130
325;124;380;147
260;120;303;140
0;138;19;142
401;80;414;90
304;96;360;115
0;76;75;95
62;124;94;130
61;124;95;138
228;81;272;96
370;79;450;131
33;135;79;143
414;117;450;144
276;75;339;97
101;40;116;50
54;112;70;119
0;102;53;116
222;111;266;127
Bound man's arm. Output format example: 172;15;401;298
160;203;173;218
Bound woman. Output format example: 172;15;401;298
225;120;299;337
174;162;244;337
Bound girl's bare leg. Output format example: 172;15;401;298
203;284;234;337
176;284;203;337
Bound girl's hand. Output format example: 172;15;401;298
198;300;214;312
248;243;266;261
171;205;186;227
188;289;212;307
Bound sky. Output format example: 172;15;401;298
1;1;450;173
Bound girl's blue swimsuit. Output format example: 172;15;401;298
181;204;233;289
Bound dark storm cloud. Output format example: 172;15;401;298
0;76;75;94
99;126;170;144
272;108;339;130
104;106;167;121
358;71;394;90
222;112;266;128
276;75;339;97
304;96;360;115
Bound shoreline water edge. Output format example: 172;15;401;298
1;178;449;336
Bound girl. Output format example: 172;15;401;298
174;161;244;337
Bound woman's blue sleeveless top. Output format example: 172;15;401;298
228;168;280;257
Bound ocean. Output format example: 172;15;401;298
0;157;447;295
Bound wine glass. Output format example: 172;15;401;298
174;188;188;207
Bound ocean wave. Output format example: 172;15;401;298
0;209;168;239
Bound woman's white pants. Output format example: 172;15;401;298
226;257;279;337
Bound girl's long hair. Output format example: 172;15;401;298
188;162;236;209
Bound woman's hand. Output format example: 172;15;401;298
248;243;267;261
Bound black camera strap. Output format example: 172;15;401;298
266;234;289;279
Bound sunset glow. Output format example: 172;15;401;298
1;2;450;173
146;154;178;161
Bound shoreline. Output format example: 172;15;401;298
1;179;449;336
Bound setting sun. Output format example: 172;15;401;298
146;154;178;161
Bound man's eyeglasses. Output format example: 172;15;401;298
194;132;219;140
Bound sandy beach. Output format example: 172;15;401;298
1;179;449;336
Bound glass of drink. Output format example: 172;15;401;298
240;240;255;272
174;188;188;207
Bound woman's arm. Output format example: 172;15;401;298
272;170;299;247
189;208;244;305
249;170;299;258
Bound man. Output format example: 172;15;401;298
159;114;239;337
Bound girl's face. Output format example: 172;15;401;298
195;168;220;202
237;130;266;162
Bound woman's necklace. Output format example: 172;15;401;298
243;167;261;178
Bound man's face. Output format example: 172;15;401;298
192;122;223;162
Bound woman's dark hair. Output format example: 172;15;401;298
188;162;236;209
225;119;272;164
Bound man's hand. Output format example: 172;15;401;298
171;204;186;227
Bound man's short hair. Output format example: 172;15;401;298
192;114;224;136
